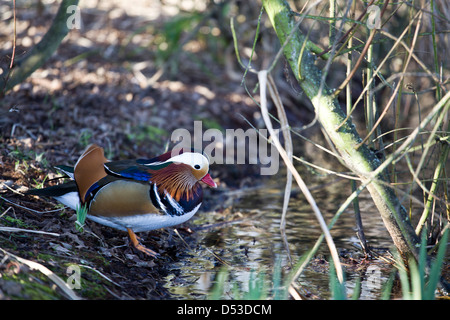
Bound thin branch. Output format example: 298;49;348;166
267;74;293;232
336;8;424;132
0;227;59;237
9;0;16;69
258;70;344;284
317;0;375;58
356;10;423;149
334;0;390;97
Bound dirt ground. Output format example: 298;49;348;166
0;0;314;299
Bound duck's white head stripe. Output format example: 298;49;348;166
167;153;208;166
144;152;208;169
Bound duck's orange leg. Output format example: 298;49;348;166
127;228;158;258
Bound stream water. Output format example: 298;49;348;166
164;174;396;300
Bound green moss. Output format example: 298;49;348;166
1;270;65;300
62;263;111;299
2;216;37;230
36;253;55;262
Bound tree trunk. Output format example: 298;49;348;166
262;0;420;259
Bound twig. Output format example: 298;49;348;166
378;29;447;95
334;0;392;98
336;8;424;132
292;155;361;181
334;28;376;98
173;228;193;252
80;265;122;288
9;0;16;69
204;247;232;267
316;0;376;59
267;74;293;232
369;90;450;184
0;226;59;237
0;195;63;215
356;10;423;149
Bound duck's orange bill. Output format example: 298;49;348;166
201;173;217;188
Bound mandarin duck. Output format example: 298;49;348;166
27;144;217;257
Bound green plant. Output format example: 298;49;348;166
208;268;270;300
208;257;288;300
393;228;448;300
78;129;93;148
126;125;168;145
328;257;347;300
32;175;48;189
75;204;88;232
9;148;49;172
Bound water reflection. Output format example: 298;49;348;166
164;177;394;299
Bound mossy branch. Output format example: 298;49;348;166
1;0;79;96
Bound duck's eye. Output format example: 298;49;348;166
194;164;201;170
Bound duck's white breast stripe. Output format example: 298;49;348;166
152;183;167;214
164;191;184;216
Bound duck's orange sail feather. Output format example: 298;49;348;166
74;144;108;202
